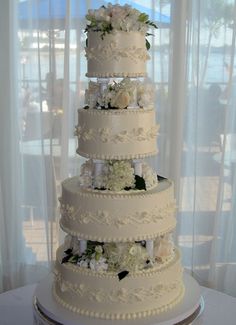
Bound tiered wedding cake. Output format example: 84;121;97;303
53;4;185;320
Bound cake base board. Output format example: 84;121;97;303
33;272;203;325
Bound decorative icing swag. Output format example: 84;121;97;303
55;271;179;304
75;125;159;143
60;201;176;228
85;43;149;64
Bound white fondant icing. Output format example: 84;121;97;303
59;177;176;242
76;109;159;160
86;31;149;77
53;247;184;320
52;4;186;319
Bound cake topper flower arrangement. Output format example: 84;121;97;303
85;3;158;49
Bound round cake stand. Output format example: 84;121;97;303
33;273;204;325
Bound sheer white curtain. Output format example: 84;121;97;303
0;0;82;292
167;0;236;296
1;0;236;297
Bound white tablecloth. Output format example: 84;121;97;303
0;284;236;325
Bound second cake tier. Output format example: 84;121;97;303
75;108;159;160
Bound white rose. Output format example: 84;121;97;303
111;90;130;109
155;239;173;260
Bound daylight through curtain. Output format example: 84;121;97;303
0;0;236;297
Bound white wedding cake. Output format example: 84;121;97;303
53;4;185;320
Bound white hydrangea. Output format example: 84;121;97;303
104;242;149;272
80;159;94;188
106;161;135;191
94;160;135;191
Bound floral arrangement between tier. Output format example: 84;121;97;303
85;78;154;110
80;160;157;192
85;3;158;50
61;235;174;280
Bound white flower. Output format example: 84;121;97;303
154;235;173;261
89;257;108;272
86;4;154;35
93;160;135;191
104;242;149;272
78;259;89;268
106;161;135;191
137;83;155;109
110;90;130;109
95;245;103;254
129;245;138;256
95;78;138;109
142;163;158;189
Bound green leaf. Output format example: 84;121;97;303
95;252;101;261
68;255;79;264
135;175;146;190
157;174;167;182
61;254;73;264
85;38;88;47
138;13;149;23
64;248;73;255
118;270;129;281
146;39;151;50
149;21;158;29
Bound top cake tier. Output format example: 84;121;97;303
85;31;149;78
84;4;157;78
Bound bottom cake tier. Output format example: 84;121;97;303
53;246;184;320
